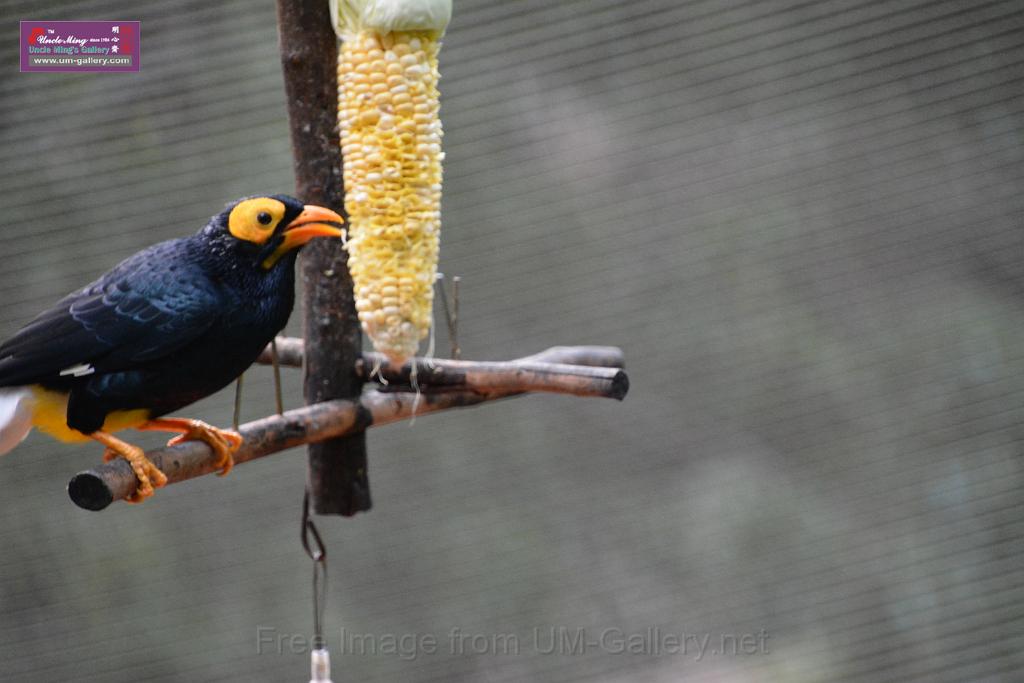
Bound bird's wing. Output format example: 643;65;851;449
0;239;223;387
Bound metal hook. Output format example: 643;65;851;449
301;490;327;562
302;490;328;650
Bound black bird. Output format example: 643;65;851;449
0;195;344;501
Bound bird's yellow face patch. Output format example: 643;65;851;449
228;198;287;245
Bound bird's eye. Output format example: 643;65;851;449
257;211;273;226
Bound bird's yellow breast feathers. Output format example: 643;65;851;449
28;387;150;443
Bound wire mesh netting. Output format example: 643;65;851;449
0;0;1022;681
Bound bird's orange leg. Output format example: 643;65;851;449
92;431;169;504
139;418;242;476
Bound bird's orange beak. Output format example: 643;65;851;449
286;205;346;242
262;205;345;268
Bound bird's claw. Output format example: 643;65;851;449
124;457;169;503
166;421;242;476
95;438;167;503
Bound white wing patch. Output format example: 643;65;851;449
59;363;96;377
0;388;33;455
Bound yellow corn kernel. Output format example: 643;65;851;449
331;0;451;365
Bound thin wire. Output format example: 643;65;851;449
232;374;244;431
301;490;328;649
312;557;327;649
436;273;462;359
270;338;284;416
451;276;461;360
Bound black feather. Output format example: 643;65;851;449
0;195;310;434
0;238;222;386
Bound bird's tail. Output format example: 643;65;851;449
0;388;33;455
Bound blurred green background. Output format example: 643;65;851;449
2;0;1023;680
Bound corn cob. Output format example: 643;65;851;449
329;0;452;365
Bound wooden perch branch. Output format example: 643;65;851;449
362;357;625;398
258;336;626;370
66;346;628;511
256;336;305;367
256;337;626;396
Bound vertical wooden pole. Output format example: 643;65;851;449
276;0;371;516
